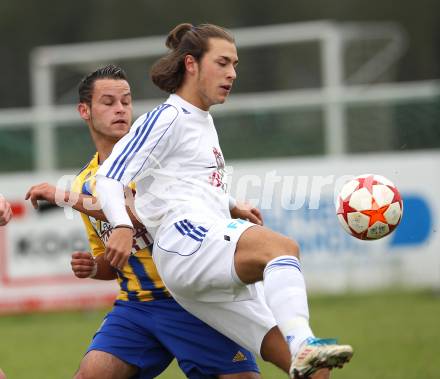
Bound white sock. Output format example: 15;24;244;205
263;255;314;356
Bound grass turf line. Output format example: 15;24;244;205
0;290;439;379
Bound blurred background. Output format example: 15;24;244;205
0;0;439;378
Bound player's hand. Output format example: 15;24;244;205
0;195;12;226
104;227;133;270
71;251;97;278
230;201;264;225
25;182;60;209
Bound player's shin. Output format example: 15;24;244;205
262;255;314;356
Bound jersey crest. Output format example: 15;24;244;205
208;147;228;192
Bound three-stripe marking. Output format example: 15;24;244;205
174;220;209;242
106;104;170;180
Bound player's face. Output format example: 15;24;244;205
89;79;132;140
196;38;238;109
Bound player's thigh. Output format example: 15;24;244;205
74;350;137;379
235;225;299;283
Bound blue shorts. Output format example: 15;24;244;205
87;299;259;379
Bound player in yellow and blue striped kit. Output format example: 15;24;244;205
72;152;261;378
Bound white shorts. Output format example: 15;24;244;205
153;218;277;356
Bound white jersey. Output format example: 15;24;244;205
97;94;231;238
97;94;277;355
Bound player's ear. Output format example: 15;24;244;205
184;55;198;75
78;103;91;120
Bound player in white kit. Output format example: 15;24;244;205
96;23;353;379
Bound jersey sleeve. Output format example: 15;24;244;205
97;104;179;186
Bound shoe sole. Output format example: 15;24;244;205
292;349;353;379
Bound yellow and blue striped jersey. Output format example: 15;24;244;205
72;153;171;302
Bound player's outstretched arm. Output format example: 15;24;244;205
71;251;117;280
25;182;142;227
0;195;12;226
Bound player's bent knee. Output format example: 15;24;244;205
266;237;300;261
283;238;300;258
239;228;300;259
235;227;301;282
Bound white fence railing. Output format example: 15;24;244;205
2;21;438;171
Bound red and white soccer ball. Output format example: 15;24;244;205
336;174;403;240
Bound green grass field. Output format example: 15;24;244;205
1;290;439;379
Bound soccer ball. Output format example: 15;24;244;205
336;174;403;240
